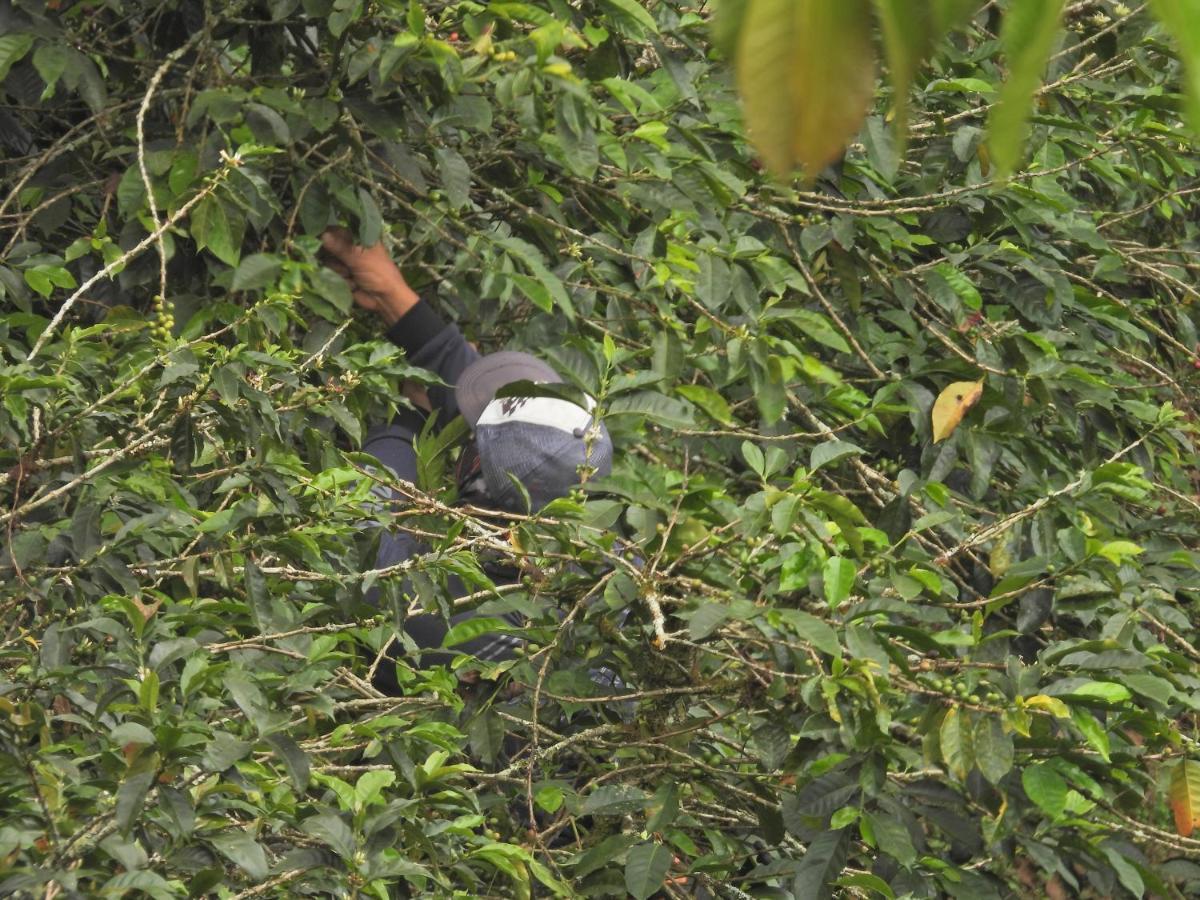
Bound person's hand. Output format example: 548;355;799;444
319;226;419;326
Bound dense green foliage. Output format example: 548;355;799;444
2;0;1200;897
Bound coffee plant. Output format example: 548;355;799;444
1;0;1199;897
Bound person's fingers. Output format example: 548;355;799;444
352;289;382;312
320;226;357;262
324;257;352;279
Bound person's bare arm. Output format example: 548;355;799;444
319;226;419;326
319;227;481;419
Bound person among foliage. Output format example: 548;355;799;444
319;227;614;682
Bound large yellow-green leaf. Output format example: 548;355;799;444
1169;758;1200;837
873;0;987;147
1149;0;1200;135
736;0;875;179
710;0;750;58
988;0;1067;176
872;0;933;137
932;0;985;33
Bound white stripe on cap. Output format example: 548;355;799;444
475;394;596;434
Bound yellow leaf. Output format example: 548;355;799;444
931;380;983;443
1023;694;1070;718
132;595;162;622
736;0;875;180
1169;759;1200;838
473;32;493;56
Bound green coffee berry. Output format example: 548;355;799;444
153;294;174;340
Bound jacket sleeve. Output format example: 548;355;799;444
384;299;481;423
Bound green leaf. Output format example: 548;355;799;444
624;842;673;900
836;873;897;899
753;720;793;771
114;165;145;217
1101;844;1145;899
1067;681;1131;704
198;504;241;535
0;34;33;82
1149;1;1200;135
535;785;564;813
830;806;859;829
736;0;875;178
1096;540;1143;565
1022;762;1068;819
607;391;696;428
688;603;732;640
168;151;199;195
582;784;648;815
232;253;282;292
932;263;983;311
498;235;573;317
309;267;354;314
973;714;1014;784
62;47;107;113
571;834;640;878
810;440;864;472
435;147;471;210
765;308;852;353
116;755;158;834
202;731;253;771
33;43;69;99
556;93;599;177
792;828;851;900
631;120;669;151
863;115;899;181
442;616;517;649
865;812;916;867
822;556;856;607
600;0;659;38
1070;707;1111;762
72;501;102;559
328;0;363;37
111;722;156;748
778;609;841;658
741;440;766;477
987;0;1066;175
208;830;270;881
191;194;242;266
303;811;357;858
266;733;311;791
646;782;680;832
23;267;53;297
356;186;383;246
354;768;395;808
159;351;200;386
101;871;179;899
676;384;733;425
940;706;975;781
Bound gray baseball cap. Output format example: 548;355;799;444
455;352;614;512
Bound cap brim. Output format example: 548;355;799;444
455;351;562;427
